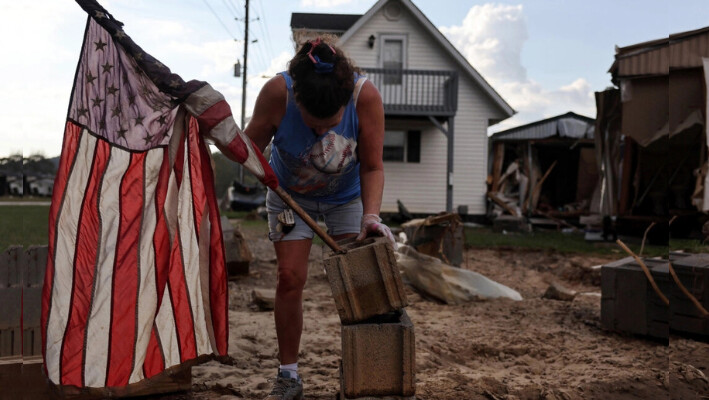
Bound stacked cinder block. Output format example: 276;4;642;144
670;253;709;337
323;237;415;400
601;256;669;340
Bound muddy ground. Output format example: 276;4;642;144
174;224;708;400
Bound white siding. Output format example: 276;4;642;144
340;1;508;214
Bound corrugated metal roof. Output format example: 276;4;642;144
491;112;595;141
611;26;709;79
290;13;361;32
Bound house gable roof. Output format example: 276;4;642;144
338;0;515;118
490;112;595;141
290;13;362;33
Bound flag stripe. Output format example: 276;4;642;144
143;147;171;377
84;145;130;387
196;126;228;355
43;122;83;381
105;152;146;387
143;325;166;379
60;137;111;387
185;118;213;356
129;149;165;384
156;279;181;368
195;100;232;135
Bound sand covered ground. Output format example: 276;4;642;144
175;223;709;400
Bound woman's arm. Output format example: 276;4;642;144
244;75;287;152
356;80;385;216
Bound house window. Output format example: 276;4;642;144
383;130;420;163
381;36;405;84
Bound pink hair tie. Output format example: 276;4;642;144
307;37;336;74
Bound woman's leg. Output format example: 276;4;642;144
273;238;312;365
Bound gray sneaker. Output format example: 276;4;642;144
264;370;303;400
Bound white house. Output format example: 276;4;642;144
290;0;514;215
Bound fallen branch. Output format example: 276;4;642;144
669;262;709;318
615;239;669;306
639;221;656;257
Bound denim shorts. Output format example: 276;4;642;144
266;189;363;242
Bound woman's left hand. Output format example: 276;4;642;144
355;214;397;249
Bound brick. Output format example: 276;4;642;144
324;237;407;324
341;310;415;398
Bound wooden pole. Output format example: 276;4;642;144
273;186;344;253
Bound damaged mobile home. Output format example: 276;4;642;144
594;26;709;240
487;112;597;219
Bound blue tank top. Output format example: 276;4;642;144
269;71;364;204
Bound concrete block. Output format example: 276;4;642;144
324;237;407;325
221;217;252;277
601;257;669;340
0;328;21;357
251;288;275;311
24;246;48;287
341;310;415;398
0;246;22;288
670;253;709;337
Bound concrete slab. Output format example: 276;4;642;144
341;310;415;398
324;237;408;324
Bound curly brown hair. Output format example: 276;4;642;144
288;36;360;119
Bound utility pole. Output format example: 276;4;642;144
241;0;249;130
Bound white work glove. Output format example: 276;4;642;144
356;214;397;249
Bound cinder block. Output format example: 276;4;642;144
221;217;252;277
24;246;48;287
324;237;408;324
670;253;709;337
0;246;22;288
601;257;669;340
341;310;415;398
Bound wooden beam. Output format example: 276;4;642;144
525;160;557;213
491;142;505;193
487;191;519;216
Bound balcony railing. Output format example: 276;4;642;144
362;68;458;116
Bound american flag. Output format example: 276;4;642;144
41;0;277;388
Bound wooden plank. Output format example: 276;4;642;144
487;192;518;216
491;142;505;193
619;136;634;215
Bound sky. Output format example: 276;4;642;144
1;0;707;158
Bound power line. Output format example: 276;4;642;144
255;0;276;63
200;0;238;39
221;0;241;21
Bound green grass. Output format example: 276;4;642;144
670;238;709;254
5;204;701;259
464;227;670;257
0;205;50;250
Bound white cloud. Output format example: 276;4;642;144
440;4;528;84
439;4;596;132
